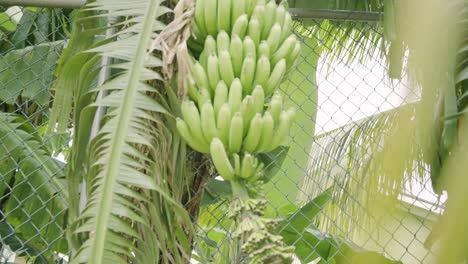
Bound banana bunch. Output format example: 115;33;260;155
177;0;300;182
191;0;301;74
210;138;266;181
177;89;295;178
188;30;299;100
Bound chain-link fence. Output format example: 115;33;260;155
285;17;445;264
0;4;445;264
0;6;70;263
194;15;445;264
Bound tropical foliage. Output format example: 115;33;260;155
0;6;70;263
1;0;468;263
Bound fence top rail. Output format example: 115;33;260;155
289;8;383;22
0;0;85;8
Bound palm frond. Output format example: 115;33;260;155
291;0;386;66
59;1;194;263
298;103;434;236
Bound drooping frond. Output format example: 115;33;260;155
298;103;434;235
290;0;386;66
60;1;194;263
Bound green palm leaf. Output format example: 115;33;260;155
298;103;434;235
62;1;193;263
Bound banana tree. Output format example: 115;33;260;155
8;0;457;263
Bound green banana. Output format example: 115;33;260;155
204;0;218;36
195;0;208;38
181;100;209;147
243;36;257;62
233;153;241;177
252;5;265;36
253;55;271;88
268;107;295;151
286;41;301;71
266;23;282;53
187;76;199;102
214;80;228;114
207;52;221;93
228;78;243;113
252;85;265;114
272;35;297;65
228;112;244;153
247;170;264;183
197;87;211;110
243;113;263;153
199;51;208;69
218;50;236;86
201;101;218;143
246;0;259;16
230;34;244;77
240;55;256;93
265;59;286;96
248;15;261;47
217;0;231;32
217;103;232;146
217;30;231;55
280;11;293;43
262;0;277;39
210;138;235;180
192;60;210;92
256;111;274;152
268;92;283;125
258;40;270;58
231;14;248;39
199;35;217;68
247;154;259;179
240;95;255;134
240;153;256;179
177;118;210;153
275;3;286;29
231;0;246;26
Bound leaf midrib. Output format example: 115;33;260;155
90;1;161;263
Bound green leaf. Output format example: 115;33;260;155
202;179;232;206
257;146;290;182
279;188;400;263
10;9;37;49
0;13;17;32
279;187;332;238
0;41;64;106
291;229;336;262
0;113;67;258
33;11;49;44
0;222;49;263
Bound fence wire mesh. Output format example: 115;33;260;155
0;5;446;264
194;17;445;264
0;6;69;264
